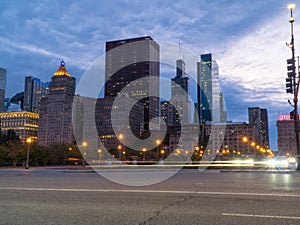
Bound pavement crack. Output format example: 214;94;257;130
139;195;194;225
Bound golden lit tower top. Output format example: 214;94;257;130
53;61;71;77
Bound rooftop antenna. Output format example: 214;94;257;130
178;40;183;60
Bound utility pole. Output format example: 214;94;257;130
286;4;300;170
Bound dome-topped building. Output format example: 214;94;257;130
53;61;71;77
38;61;76;146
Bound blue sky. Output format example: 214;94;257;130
0;0;298;150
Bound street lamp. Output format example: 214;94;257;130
82;141;87;167
160;149;165;159
142;148;147;161
156;140;161;161
122;150;126;161
25;137;32;169
98;148;102;167
118;145;122;161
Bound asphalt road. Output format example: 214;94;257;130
0;167;300;225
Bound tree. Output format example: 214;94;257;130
1;130;25;167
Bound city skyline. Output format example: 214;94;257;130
0;1;298;150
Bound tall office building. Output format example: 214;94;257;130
23;76;49;113
171;59;189;96
38;61;76;146
197;54;226;123
170;59;190;124
95;95;144;150
161;101;176;125
248;107;269;148
105;36;160;131
0;67;7;112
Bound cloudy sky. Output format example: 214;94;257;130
0;0;298;150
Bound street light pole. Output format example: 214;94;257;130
287;4;300;169
25;137;32;169
82;141;87;167
156;140;161;161
98;149;102;168
118;145;122;161
142;148;146;161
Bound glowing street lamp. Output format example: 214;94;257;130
160;149;165;159
118;145;122;161
288;3;295;11
82;141;87;167
25;137;32;169
98;149;102;167
142;148;147;161
156;140;161;160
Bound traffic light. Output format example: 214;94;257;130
286;58;295;94
287;58;295;77
286;78;293;93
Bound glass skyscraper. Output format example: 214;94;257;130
0;67;7;112
197;54;226;123
23;76;49;113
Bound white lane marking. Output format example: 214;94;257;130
222;213;300;220
0;187;300;198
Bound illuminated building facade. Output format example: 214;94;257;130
96;95;144;150
23;76;49;113
105;36;160;131
197;54;226;123
0;67;7;112
161;101;176;125
277;114;300;156
168;122;262;159
203;122;258;159
248;107;269;148
38;61;76;146
0;111;39;143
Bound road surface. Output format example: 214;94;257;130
0;167;300;224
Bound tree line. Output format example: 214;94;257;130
0;129;82;167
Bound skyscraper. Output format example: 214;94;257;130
0;67;7;112
197;54;226;123
172;59;189;96
170;59;190;124
248;107;269;148
23;76;49;113
38;61;76;146
96;95;144;151
105;36;160;131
